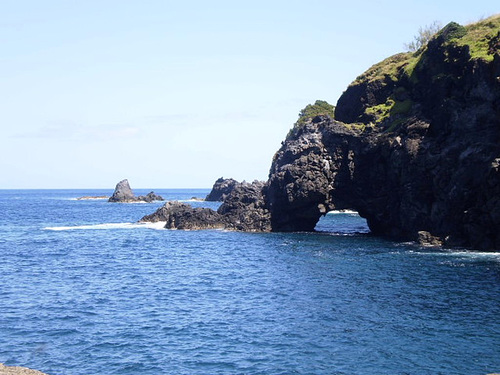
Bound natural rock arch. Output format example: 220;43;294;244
265;116;361;232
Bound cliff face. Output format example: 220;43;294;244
140;16;500;249
266;16;500;250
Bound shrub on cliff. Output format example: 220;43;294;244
405;21;442;52
296;100;335;126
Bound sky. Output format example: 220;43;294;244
1;1;498;188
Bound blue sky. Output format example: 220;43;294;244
1;1;498;188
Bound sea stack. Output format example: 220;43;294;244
108;179;164;203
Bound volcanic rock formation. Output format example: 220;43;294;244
205;177;239;201
108;179;164;203
266;17;500;250
141;16;500;250
141;180;270;231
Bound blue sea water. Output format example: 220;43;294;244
0;189;499;375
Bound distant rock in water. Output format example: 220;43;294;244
141;180;270;231
205;177;238;201
142;191;164;203
108;179;135;202
108;179;164;203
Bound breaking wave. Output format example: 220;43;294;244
44;221;166;231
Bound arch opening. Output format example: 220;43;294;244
314;210;370;235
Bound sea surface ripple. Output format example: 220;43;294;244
0;190;499;374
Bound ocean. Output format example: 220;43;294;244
0;189;499;375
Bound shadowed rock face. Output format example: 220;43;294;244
205;177;239;201
141;18;500;250
266;116;359;232
219;180;271;231
266;20;500;250
108;179;164;203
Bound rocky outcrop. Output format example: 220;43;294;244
108;179;164;203
140;180;271;231
219;180;271;231
76;196;108;200
266;115;360;231
140;201;226;230
266;16;500;250
140;16;500;250
205;177;238;201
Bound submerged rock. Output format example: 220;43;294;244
108;179;164;203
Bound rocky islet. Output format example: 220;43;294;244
108;179;164;203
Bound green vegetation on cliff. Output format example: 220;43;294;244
286;100;336;139
455;15;500;60
295;100;335;126
340;14;500;128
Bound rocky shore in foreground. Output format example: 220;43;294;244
0;363;48;375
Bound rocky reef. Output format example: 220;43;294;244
140;180;270;231
108;179;164;203
141;16;500;250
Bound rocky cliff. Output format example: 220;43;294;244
141;16;500;250
266;15;500;250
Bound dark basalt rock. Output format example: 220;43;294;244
140;201;225;230
141;191;164;203
108;179;135;202
218;180;271;231
140;17;500;250
266;18;500;250
108;179;164;203
266;116;360;232
141;180;271;231
205;177;239;201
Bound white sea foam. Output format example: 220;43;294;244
326;210;359;215
44;221;167;231
443;250;500;258
412;248;500;261
67;197;108;201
